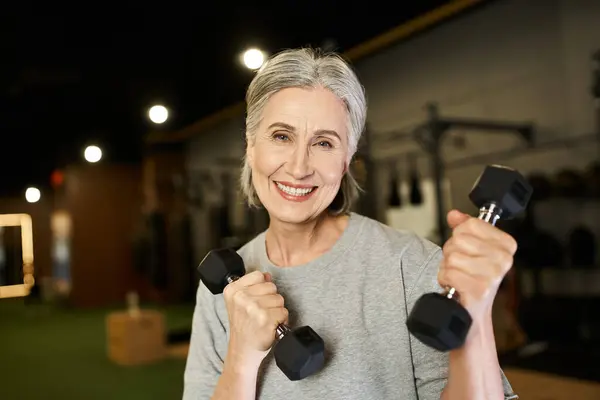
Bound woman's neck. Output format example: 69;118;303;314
265;212;349;267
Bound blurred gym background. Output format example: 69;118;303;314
1;0;599;399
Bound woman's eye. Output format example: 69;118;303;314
273;133;289;141
317;140;332;148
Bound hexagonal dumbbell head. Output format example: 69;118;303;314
198;248;246;295
406;293;472;352
469;165;533;219
274;326;326;381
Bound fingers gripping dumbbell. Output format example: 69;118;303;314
406;165;533;352
198;248;326;380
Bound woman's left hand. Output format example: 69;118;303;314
438;209;518;324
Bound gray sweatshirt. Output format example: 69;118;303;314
183;212;517;399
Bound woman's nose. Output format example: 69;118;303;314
286;146;313;180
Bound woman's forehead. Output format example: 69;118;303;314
261;87;348;133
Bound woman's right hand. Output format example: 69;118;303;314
223;270;289;367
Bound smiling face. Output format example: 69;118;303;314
246;86;350;225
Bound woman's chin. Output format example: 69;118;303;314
270;209;317;225
266;203;324;225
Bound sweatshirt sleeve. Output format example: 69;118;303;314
405;246;518;400
182;281;229;400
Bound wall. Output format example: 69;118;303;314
184;0;600;253
64;164;146;308
356;0;600;215
186;117;248;262
142;146;197;302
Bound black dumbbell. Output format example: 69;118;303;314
406;165;533;352
198;248;325;381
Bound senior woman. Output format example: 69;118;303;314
183;48;519;400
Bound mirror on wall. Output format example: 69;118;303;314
0;214;34;299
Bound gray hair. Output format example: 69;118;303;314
240;47;367;215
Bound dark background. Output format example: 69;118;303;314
0;0;449;196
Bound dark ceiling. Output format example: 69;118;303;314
0;0;451;196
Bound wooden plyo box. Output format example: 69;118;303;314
106;310;167;366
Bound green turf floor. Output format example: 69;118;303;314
1;299;195;400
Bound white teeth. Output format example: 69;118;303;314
276;182;315;196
